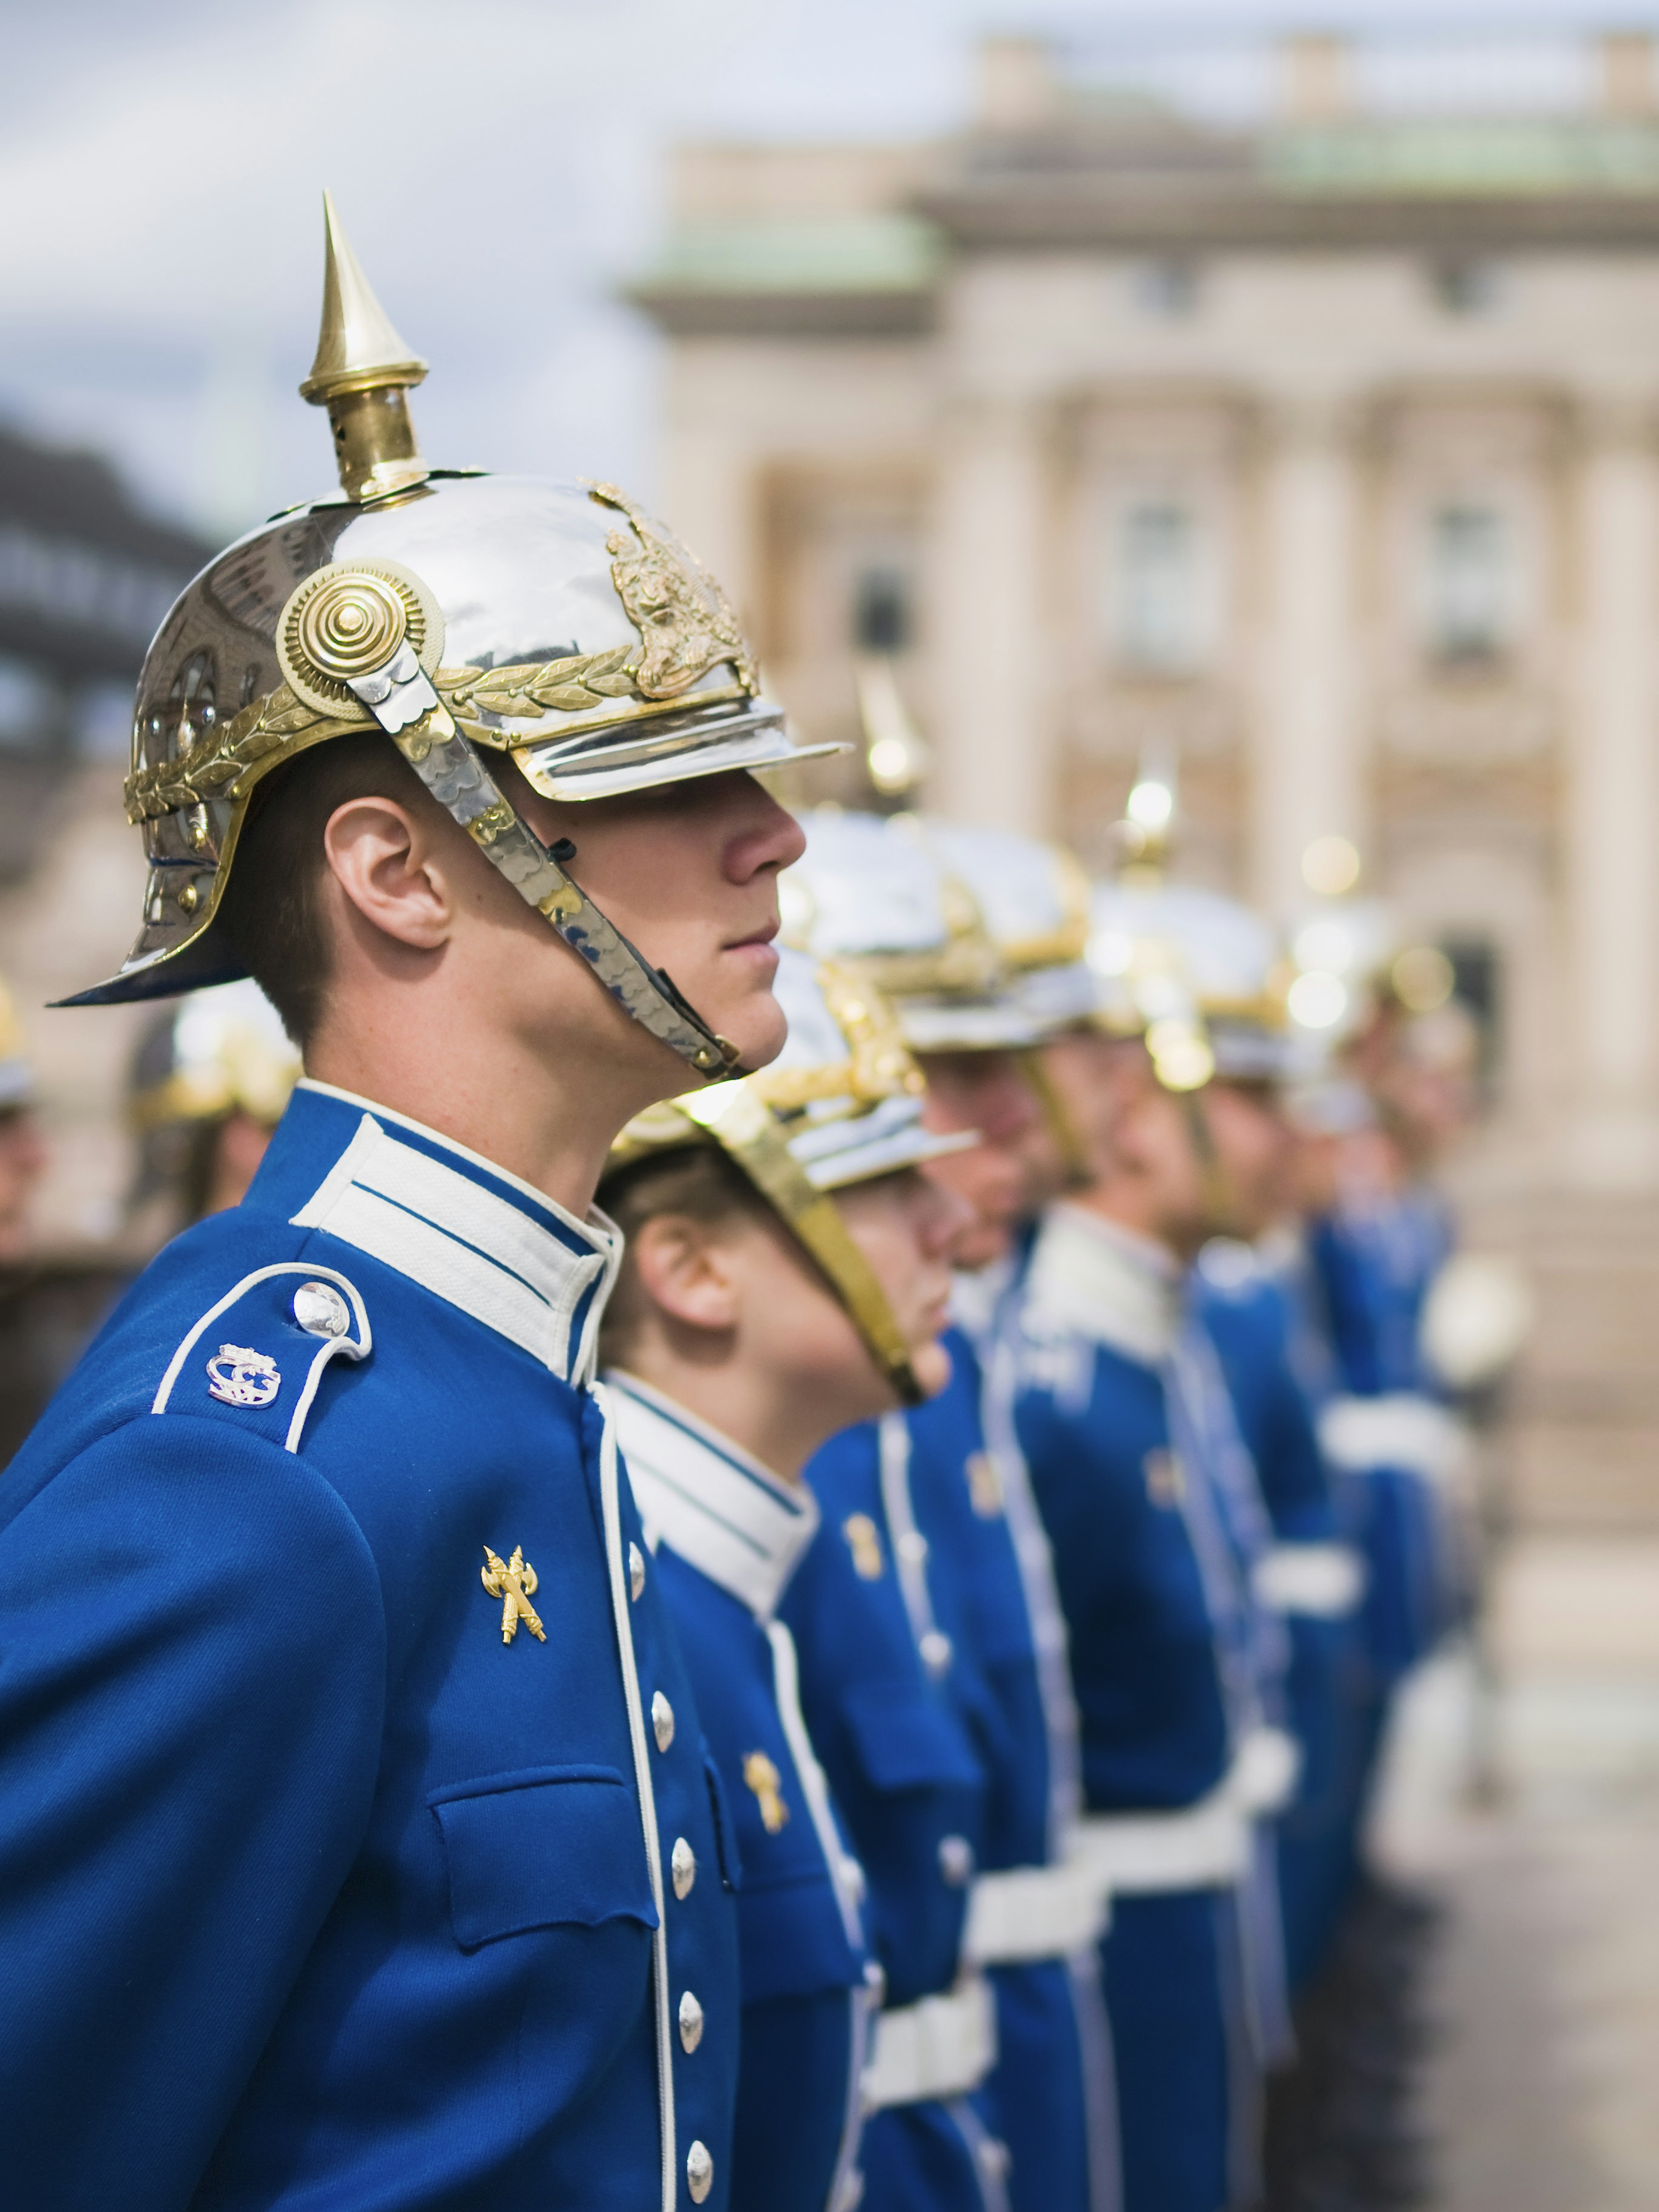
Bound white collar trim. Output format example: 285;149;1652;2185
604;1372;820;1621
291;1084;619;1383
1026;1203;1182;1364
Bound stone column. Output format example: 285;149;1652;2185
1249;401;1367;916
925;398;1055;834
1564;403;1659;1185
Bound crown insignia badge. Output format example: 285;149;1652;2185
205;1344;281;1408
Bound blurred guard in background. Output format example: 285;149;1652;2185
596;944;973;2212
0;975;44;1263
1012;866;1303;2212
129;978;301;1228
783;810;1117;2212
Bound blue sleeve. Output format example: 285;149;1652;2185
0;1414;387;2208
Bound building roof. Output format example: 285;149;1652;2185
0;428;214;683
629;213;943;337
632;42;1659;339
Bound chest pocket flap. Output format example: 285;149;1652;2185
431;1765;658;1950
841;1680;982;1795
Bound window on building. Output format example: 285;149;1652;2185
1425;504;1512;665
852;564;912;655
1115;501;1205;674
1430;260;1501;317
1131;259;1198;318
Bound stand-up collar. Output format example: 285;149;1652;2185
251;1079;620;1385
604;1372;820;1622
1026;1203;1183;1366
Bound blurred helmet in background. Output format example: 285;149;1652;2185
129;979;300;1224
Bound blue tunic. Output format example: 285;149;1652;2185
1014;1207;1274;2212
1193;1246;1367;1994
789;1420;1005;2212
608;1375;874;2212
0;1080;740;2212
904;1321;1117;2212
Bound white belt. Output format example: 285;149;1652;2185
861;1974;998;2111
1253;1541;1367;1618
1318;1393;1468;1487
1068;1727;1301;1895
963;1856;1109;1966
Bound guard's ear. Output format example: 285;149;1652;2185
321;793;462;953
630;1212;742;1335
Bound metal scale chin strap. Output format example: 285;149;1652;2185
346;642;739;1082
1173;1078;1241;1238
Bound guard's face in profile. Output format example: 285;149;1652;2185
517;766;805;1081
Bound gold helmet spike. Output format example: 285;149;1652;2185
299;192;430;502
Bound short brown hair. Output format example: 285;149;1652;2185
597;1143;763;1368
218;734;433;1047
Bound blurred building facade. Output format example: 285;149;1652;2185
0;433;211;1250
633;29;1659;1524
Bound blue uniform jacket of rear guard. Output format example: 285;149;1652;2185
1013;1209;1262;2212
788;1418;1000;2212
606;1373;873;2212
0;1080;740;2212
905;1320;1117;2212
1194;1254;1363;1995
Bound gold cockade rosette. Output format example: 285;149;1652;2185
123;483;760;829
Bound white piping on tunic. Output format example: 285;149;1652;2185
594;1381;676;2212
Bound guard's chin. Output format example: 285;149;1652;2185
723;986;790;1074
907;1336;955;1403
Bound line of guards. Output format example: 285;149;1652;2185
94;788;1485;2212
0;202;1523;2212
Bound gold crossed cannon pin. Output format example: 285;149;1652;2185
481;1545;546;1644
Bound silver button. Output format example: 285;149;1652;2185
938;1834;975;1887
842;1856;868;1906
919;1629;953;1678
292;1281;350;1338
863;1958;887;2005
678;1988;704;2053
629;1542;645;1602
671;1836;696;1900
686;2139;714;2203
896;1529;928;1566
976;2134;1012;2183
652;1691;675;1753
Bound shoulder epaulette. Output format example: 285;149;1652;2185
153;1262;371;1454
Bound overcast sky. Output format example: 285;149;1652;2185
0;0;1646;545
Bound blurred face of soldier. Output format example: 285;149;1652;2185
1198;1081;1292;1240
1028;1031;1137;1196
0;1106;45;1262
917;1050;1042;1271
619;1166;964;1469
1100;1057;1287;1257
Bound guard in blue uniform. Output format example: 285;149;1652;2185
595;947;979;2211
783;813;1117;2212
0;200;836;2211
1194;1243;1367;1997
789;1413;1005;2212
1013;872;1306;2212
